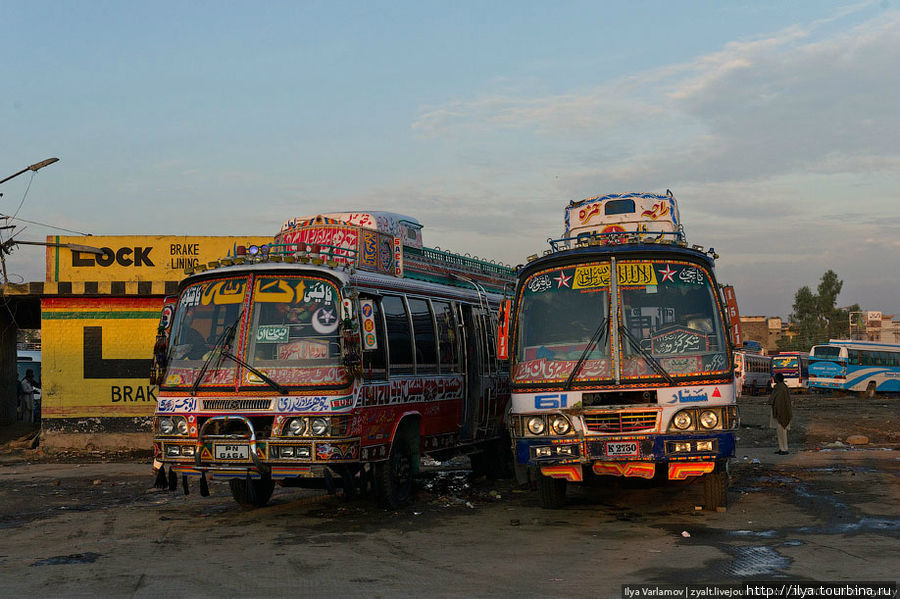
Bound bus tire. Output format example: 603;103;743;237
537;473;567;509
864;382;877;399
229;476;275;508
375;422;417;509
703;462;728;510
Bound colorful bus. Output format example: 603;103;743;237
499;192;737;509
734;351;771;396
151;212;516;508
771;351;809;391
809;340;900;397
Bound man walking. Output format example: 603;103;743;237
770;372;792;455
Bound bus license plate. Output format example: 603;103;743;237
215;444;249;460
606;441;639;457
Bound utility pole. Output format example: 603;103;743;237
0;157;60;284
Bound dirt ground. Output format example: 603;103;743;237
0;393;897;598
733;392;899;449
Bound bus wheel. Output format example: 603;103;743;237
537;473;567;509
229;476;275;508
375;425;417;509
703;461;729;511
864;382;877;399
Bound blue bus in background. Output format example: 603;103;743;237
808;340;900;397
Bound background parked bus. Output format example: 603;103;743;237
809;340;900;398
771;351;809;392
734;350;771;396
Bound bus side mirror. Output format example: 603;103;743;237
150;296;177;387
497;299;511;360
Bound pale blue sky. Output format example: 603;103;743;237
2;1;898;318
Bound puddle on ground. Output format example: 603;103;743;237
719;545;791;577
31;552;102;567
729;529;779;538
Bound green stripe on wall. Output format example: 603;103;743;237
42;311;160;320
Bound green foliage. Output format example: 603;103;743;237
777;270;858;352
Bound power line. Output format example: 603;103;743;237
10;171;35;220
0;213;92;236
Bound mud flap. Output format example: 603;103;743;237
153;464;168;490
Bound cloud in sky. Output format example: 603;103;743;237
407;8;900;317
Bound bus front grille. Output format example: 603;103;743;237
202;399;273;411
582;410;658;433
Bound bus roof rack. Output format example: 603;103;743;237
188;211;515;293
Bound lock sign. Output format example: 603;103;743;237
72;247;155;267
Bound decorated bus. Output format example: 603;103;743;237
499;192;737;509
151;212;515;508
771;351;809;391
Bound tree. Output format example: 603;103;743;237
777;270;858;352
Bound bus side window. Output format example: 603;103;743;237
360;295;387;380
408;297;438;374
482;308;499;373
382;295;414;375
433;300;460;373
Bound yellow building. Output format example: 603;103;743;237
2;235;270;449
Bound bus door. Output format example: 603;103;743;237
458;304;485;441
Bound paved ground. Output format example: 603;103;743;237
0;394;897;598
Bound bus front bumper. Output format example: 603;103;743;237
153;437;362;480
513;432;735;481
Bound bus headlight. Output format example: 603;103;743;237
159;418;175;435
673;411;693;430
549;415;571;436
526;416;546;435
288;418;306;436
310;417;329;436
176;418;189;435
699;410;719;430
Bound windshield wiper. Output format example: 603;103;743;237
220;350;289;395
564;317;609;391
191;311;243;396
618;325;676;386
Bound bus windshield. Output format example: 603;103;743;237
812;346;843;359
163;274;346;390
772;356;798;370
514;259;728;384
618;260;728;379
246;276;344;387
515;266;610;384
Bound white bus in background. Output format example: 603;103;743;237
734;351;771;396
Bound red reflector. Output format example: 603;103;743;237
236;245;246;256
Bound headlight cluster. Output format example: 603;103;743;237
164;444;196;457
667;406;737;432
157;416;189;436
271;445;312;459
282;416;348;437
511;414;575;437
